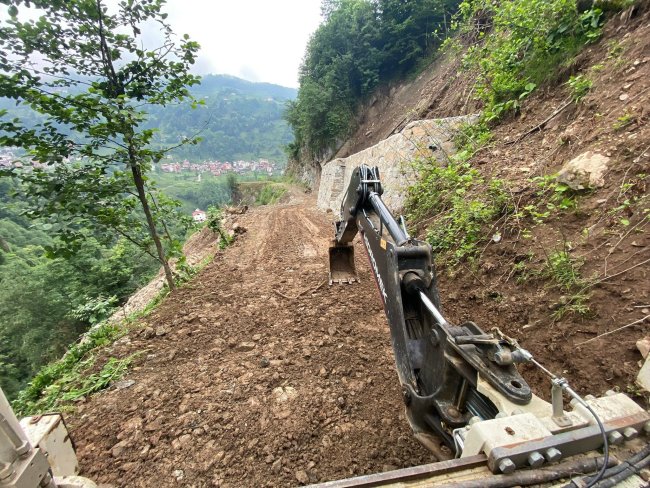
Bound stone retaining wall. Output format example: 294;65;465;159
317;115;478;215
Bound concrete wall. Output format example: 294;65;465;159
317;116;478;215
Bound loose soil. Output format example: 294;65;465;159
68;192;433;487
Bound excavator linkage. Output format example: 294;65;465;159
329;164;650;475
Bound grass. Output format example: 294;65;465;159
12;289;168;416
255;183;287;206
542;246;592;320
566;75;593;103
407;156;512;267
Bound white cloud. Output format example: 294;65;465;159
162;0;322;87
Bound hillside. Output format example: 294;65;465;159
4;1;650;487
0;74;296;163
310;1;650;400
144;75;296;163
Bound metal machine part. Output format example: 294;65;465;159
330;164;650;472
328;242;358;284
0;388;96;488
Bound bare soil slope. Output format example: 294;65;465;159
68;194;433;487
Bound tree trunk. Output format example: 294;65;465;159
130;163;176;291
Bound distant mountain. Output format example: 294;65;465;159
146;75;297;164
0;74;297;164
192;74;298;100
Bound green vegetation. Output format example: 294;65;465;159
455;0;604;122
566;75;593;103
0;179;161;399
153;172;240;215
0;0;203;291
256;184;288;206
286;0;461;160
206;207;234;250
407;158;511;265
542;246;591;320
12;321;127;415
144;75;295;163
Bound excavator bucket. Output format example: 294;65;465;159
328;241;358;284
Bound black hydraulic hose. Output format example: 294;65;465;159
593;453;650;488
579;400;609;488
565;443;650;488
438;456;614;488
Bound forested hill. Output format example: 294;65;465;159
144;75;296;163
0;74;297;163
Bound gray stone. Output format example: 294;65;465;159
317;116;478;215
295;470;309;484
557;151;610;190
235;342;256;352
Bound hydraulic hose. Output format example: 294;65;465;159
564;443;650;488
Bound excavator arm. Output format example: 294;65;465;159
330;165;650;474
331;165;532;453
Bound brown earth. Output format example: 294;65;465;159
426;4;650;402
333;4;650;403
68;192;433;487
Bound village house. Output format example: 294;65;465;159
192;209;207;223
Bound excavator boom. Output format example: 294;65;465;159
329;164;650;477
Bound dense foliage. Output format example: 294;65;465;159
0;0;204;290
286;0;461;160
0;179;160;399
453;0;605;123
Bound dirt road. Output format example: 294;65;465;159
69;193;433;487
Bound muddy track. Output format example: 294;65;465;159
69;194;433;487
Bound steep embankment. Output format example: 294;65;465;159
319;4;650;401
68;191;433;487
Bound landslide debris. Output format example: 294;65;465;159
68;194;433;487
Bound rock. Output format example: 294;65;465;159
142;327;155;339
637;337;650;359
619;93;629;101
120;417;143;436
144;417;163;432
232;223;246;234
557;151;610;190
114;379;135;391
271;458;282;473
637;356;650;392
260;357;270;368
155;325;171;337
295;470;309;484
317;116;479;214
173;469;184;481
252;334;262;341
111;440;129;458
172;434;193;450
273;386;298;403
235;342;256;352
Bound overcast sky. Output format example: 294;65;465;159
163;0;323;88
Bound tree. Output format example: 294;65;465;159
0;0;201;290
